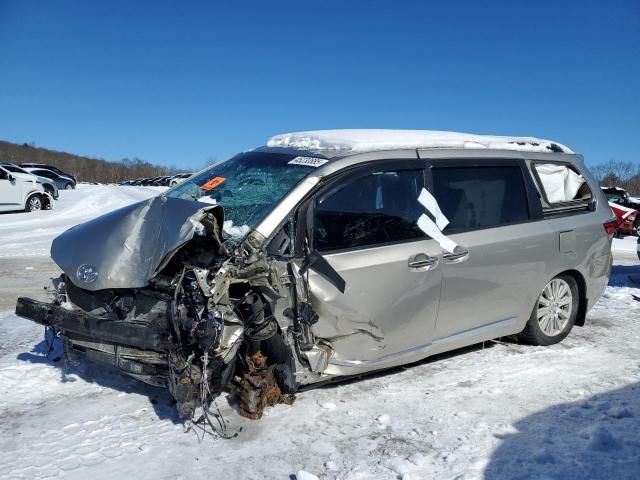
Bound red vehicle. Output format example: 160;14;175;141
609;201;639;236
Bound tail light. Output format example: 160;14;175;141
603;218;618;235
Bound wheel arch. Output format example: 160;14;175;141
24;190;41;203
557;269;588;327
24;191;43;211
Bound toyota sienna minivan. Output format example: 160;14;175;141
16;130;614;422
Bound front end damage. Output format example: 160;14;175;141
15;196;331;423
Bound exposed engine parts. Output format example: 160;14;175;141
16;211;329;431
240;351;294;420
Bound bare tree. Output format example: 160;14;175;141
0;140;184;183
590;159;640;195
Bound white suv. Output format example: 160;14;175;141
0;165;52;212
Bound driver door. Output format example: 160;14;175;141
305;161;442;371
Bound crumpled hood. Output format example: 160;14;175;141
51;195;222;291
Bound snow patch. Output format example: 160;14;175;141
223;220;251;240
295;470;319;480
267;129;574;154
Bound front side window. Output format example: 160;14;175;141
166;151;318;237
2;165;27;174
314;169;426;252
431;166;530;231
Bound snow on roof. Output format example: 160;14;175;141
267;129;574;154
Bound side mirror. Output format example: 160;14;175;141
7;174;14;181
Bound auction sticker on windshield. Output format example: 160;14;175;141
288;156;329;167
200;177;226;190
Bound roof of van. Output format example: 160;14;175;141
267;129;573;155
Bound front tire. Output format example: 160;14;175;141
25;194;42;212
519;274;579;346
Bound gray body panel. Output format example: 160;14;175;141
51;195;221;291
278;148;612;381
43;144;613;385
308;238;443;367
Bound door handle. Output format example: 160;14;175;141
408;253;439;272
442;248;469;263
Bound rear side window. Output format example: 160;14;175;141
531;162;593;214
314;169;426;252
32;169;55;178
431;166;530;231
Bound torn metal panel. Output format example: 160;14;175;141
51;195;223;291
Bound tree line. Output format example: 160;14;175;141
2;139;637;193
0;140;185;183
589;160;640;195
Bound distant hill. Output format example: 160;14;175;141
0;140;180;183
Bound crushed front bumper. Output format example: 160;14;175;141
15;297;172;386
15;297;171;351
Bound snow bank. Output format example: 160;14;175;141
1;182;639;480
267;129;574;154
612;235;638;253
0;185;165;258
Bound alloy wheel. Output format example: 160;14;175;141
28;196;42;211
536;278;573;336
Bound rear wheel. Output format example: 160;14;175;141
65;183;74;190
25;194;42;212
519;274;579;346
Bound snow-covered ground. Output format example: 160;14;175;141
0;185;639;480
0;185;165;258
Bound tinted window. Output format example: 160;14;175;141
431;166;529;231
2;165;25;174
32;169;56;178
314;169;426;252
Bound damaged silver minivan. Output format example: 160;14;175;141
16;130;614;422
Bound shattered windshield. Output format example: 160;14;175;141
165;151;321;238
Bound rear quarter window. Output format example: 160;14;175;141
530;162;593;215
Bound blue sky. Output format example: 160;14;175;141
0;0;638;169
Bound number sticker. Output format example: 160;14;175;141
288;156;329;167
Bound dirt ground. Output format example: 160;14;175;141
0;257;60;309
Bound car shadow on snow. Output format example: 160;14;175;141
16;330;182;424
609;263;640;288
483;382;640;479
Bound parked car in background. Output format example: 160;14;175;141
148;176;166;186
0;165;53;212
169;172;192;186
602;186;640;210
16;129;613;421
23;167;76;190
153;176;172;186
160;176;173;186
20;163;77;187
609;201;639;236
0;163;59;199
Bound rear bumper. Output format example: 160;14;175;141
15;297;171;352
